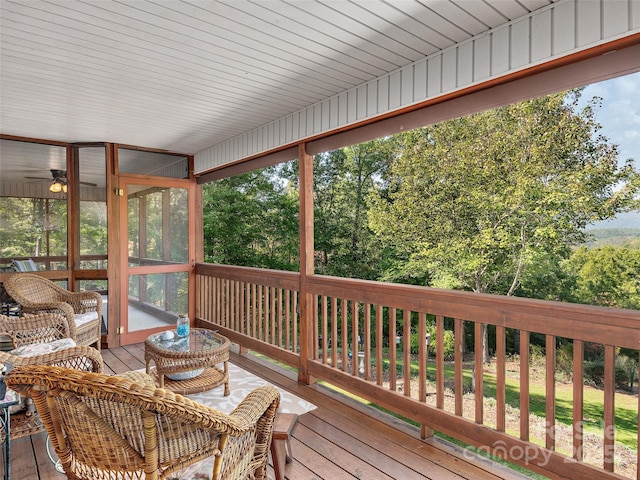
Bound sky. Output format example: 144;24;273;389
577;71;640;229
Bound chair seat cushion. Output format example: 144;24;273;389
10;338;77;357
75;312;99;327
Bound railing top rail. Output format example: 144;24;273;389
196;263;299;290
196;263;640;348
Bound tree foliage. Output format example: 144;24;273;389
564;246;640;309
0;197;67;259
311;141;393;280
202;166;299;271
368;90;639;298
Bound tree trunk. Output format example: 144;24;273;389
482;323;490;364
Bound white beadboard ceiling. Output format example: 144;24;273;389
1;0;558;161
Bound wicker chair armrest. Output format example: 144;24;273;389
0;346;103;373
18;302;77;338
0;312;71;347
228;385;281;428
116;370;156;386
227;385;280;478
65;290;102;315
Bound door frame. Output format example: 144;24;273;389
106;143;196;348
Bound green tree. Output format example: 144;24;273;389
202;165;299;270
311;141;393;280
565;246;640;309
0;197;67;259
369;90;640;360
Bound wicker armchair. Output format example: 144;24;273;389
0;312;103;440
3;273;102;350
6;365;280;480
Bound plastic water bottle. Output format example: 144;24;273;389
176;314;190;337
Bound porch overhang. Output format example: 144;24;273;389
1;0;639;179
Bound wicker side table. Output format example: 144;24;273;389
145;328;230;395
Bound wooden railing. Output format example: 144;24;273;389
195;263;640;480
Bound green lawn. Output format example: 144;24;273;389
382;356;638;451
482;368;638;451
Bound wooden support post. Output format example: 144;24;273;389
298;144;315;385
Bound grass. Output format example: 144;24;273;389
381;355;638;451
481;365;638;451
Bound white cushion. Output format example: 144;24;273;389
10;338;77;357
74;312;98;327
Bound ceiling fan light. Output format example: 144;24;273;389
49;180;62;193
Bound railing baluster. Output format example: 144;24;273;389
277;288;282;348
603;344;615;472
257;284;263;341
238;282;249;334
403;309;411;396
321;295;328;364
311;292;317;357
364;303;371;380
285;289;291;351
545;334;556;451
352;301;359;376
496;325;506;432
520;330;530;441
228;280;233;330
376;305;383;387
227;280;233;330
341;299;348;373
436;315;444;410
474;322;483;424
292;290;298;352
224;278;228;326
214;277;220;323
264;284;268;341
573;339;584;461
213;276;217;321
211;277;216;323
390;307;397;392
272;286;277;345
418;312;426;403
251;282;256;337
231;280;237;332
331;296;338;369
454;318;463;416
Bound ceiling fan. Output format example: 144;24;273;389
25;169;97;193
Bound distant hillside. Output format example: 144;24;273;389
584;212;640;247
585;229;640;247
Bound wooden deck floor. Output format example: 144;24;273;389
5;343;533;480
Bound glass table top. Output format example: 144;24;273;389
147;328;223;353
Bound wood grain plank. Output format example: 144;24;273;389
99;347;131;374
293;423;394;480
8;436;39;479
297;414;457;480
32;431;64;478
287;438;359;479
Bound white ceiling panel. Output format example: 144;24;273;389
0;0;588;170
